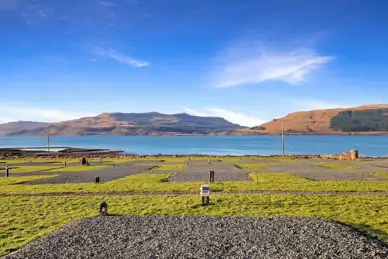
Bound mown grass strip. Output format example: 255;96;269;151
152;164;186;170
235;164;269;170
316;163;362;170
1;166;63;173
48;165;109;172
0;176;57;186
3;173;388;194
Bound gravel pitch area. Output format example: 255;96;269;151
4;216;388;259
168;161;250;182
3;158;388;182
22;165;156;184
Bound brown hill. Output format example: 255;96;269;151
6;112;243;136
0;121;49;136
236;104;388;135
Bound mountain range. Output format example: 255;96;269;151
233;104;388;135
0;112;242;136
2;105;388;136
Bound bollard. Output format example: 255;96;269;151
5;166;9;177
209;170;215;182
99;202;108;216
95;176;100;183
64;160;67;167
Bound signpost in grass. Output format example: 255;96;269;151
200;184;210;206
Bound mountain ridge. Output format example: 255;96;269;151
2;112;243;136
3;105;388;136
234;104;388;135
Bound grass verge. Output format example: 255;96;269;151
316;163;362;170
48;165;109;172
373;173;388;178
1;166;63;173
0;176;57;186
4;173;388;194
235;164;269;170
152;164;186;170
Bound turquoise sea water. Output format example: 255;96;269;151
0;135;388;157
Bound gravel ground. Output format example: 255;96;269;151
22;165;156;184
168;161;250;182
4;216;388;259
3;158;388;183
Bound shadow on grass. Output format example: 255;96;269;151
353;223;388;244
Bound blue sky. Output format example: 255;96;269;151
1;0;388;126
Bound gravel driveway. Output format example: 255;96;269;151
4;216;388;259
168;161;250;182
22;165;156;184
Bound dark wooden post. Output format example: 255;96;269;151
5;166;9;177
99;202;108;216
209;170;215;182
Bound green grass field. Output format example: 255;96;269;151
152;164;186;170
2;157;388;257
3;166;63;173
3;172;388;195
235;164;269;170
373;173;388;178
220;156;295;162
0;159;62;164
2;194;388;256
316;163;362;170
48;165;109;172
0;176;56;185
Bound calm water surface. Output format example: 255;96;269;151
0;135;388;157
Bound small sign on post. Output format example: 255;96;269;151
200;184;210;206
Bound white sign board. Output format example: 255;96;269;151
200;184;210;197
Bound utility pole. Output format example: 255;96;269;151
47;132;50;157
281;121;285;156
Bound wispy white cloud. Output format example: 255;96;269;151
93;47;150;67
290;99;354;111
0;105;94;123
212;41;333;87
185;108;266;127
99;1;117;7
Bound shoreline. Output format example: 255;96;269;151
4;132;388;137
0;147;387;159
